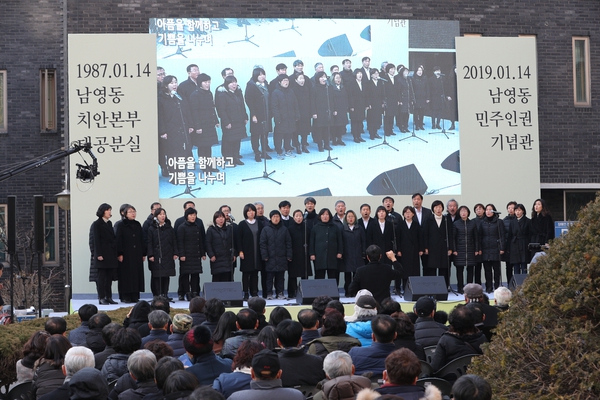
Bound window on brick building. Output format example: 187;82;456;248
573;36;591;107
40;69;57;131
44;204;58;265
0;70;6;133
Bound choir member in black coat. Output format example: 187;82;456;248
340;210;366;296
411;66;429;130
215;76;248;166
383;64;400;136
237;204;264;299
188;73;220;171
530;198;554;250
366;206;397;265
396;67;411;133
206;211;236;282
480;204;505;293
397;206;423;290
347;69;368;143
366;69;385;140
310;71;334;152
452;206;480;294
116;205;146;303
289;73;312;153
288;209;312;298
271;74;300;156
329;72;350;146
245;67;272;162
309;208;343;285
92;203;118;305
147;208;178;298
177;207;206;301
423;200;454;288
508;203;532;274
428;66;447;130
471;203;486;285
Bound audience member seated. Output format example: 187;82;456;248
307;310;361;359
144;357;184;400
221;309;260;359
189;386;226;400
32;334;72;398
102;327;142;382
38;346;95;400
144;340;174;360
162;370;199;399
345;295;378;346
349;315;397;378
68;367;109;400
325;300;345;317
118;349;160;400
313;351;372;400
166;314;194;357
465;302;485;333
248;297;268;330
312;295;334;327
430;304;487;372
494;286;512;311
451;374;492;400
95;323;122;369
413;297;448;349
227;349;305;400
256;325;278;350
141;310;171;347
434;310;449;325
138;297;172;339
379;297;402;315
464;283;499;342
185;325;232;385
390;312;426;361
17;330;50;384
86;313;113;354
298;309;321;347
275;320;326;387
123;300;152;331
211;311;237;355
189;297;207;327
268;306;292;327
201;298;226;335
213;340;263;398
45;317;68;336
69;304;98;346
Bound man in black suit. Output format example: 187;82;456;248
348;245;404;304
360;56;372;83
412;193;432;275
176;63;200;101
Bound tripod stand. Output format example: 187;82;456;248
400;77;427;143
280;19;302;36
228;25;259;47
310;144;342;169
369;107;399;151
311;86;342;169
164;46;191;59
242;134;281;185
429;75;454;139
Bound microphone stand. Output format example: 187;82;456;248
303;213;309;281
369;77;399;152
444;214;459;295
429;75;453;139
310;84;342;169
171;95;202;198
400;77;427;143
227;217;235;282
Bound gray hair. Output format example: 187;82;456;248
253;201;264;207
64;346;95;378
447;198;458;208
353;305;378;319
127;349;157;382
494;286;512;307
148;310;170;329
323;350;353;379
335;200;346;207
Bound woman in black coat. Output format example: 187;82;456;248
383;63;399;136
158;75;193;177
287;209;312;298
147;207;178;298
347;69;368;143
244;67;272;162
259;210;292;300
205;210;235;282
310;71;334;152
396;67;411;133
215;75;248;166
453;206;480;294
92;203;118;305
289;73;312;153
309;208;343;284
188;73;220;172
530;198;554;249
397;206;422;288
237;203;263;299
480;204;505;293
411;65;429;130
177;207;206;300
509;203;532;274
366;69;385;140
471;203;486;286
423;200;454;288
329;72;350;146
271;74;300;156
116;205;145;303
340;210;366;296
366;205;396;265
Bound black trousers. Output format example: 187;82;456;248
151;276;170;297
287;277;299;298
266;271;285;297
242;271;259;297
212;272;232;282
505;262;513;287
315;269;340;286
178;273;200;296
343;272;353;295
483;261;501;292
96;269;114;300
455;265;467;292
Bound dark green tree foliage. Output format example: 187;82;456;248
470;197;600;399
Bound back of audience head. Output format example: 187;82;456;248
189;386;226;400
322;310;347;336
384;348;421;385
276;319;303;348
379;297;401;315
78;304;98;323
88;312;112;330
390;312;415;338
184;325;213;357
449;304;477;335
101;323;122;348
494;286;512;307
465;302;485;325
372;314;397;343
127;349;157;382
256;325;278;350
452;374;492;400
63;346;95;378
45;317;67;335
163;370;199;396
69;367;108;399
148;310;171;330
129;300;152;323
323;350;354;379
237;308;259;330
43;334;72;366
151;295;171;314
144;340;174;360
232;340;263;370
434;310;449;325
155;356;184;390
406;312;418;324
212;311;237;343
23;330;51;361
112;327;142;354
189;297;206;315
251;349;281;381
268;306;291;327
205;298;226;323
247;297;266;316
297;309;319;329
325;300;345;316
312;295;333;319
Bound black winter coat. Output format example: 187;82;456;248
157;93;192;157
116;218;145;294
177;220;206;274
530;212;554;245
396;75;411;113
206;224;235;275
188;87;219;147
480;215;505;262
245;80;272;135
311;83;334;127
341;225;365;273
309;221;343;271
288;220;311;278
147;222;178;278
411;74;429;108
92;217;118;270
384;75;400;110
398;220;422;277
237;219;264;273
366;220;396;264
428;75;446;111
101;353;130;382
348;80;368;122
423;215;454;270
215;87;248;141
289;78;312;133
414;317;449;350
430;331;486;372
330;84;350;127
271;85;300;134
260;222;292;272
453;218;480;267
508;216;532;264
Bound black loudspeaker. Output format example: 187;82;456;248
404;276;448;301
509;274;528;291
7;196;16;254
34;195;44;254
297;279;339;305
203;282;243;307
367;164;428;196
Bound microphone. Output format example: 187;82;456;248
378;77;388;82
228;213;235;222
439;73;446;76
172;91;183;101
153;217;159;226
304;211;308;219
491;210;502;214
